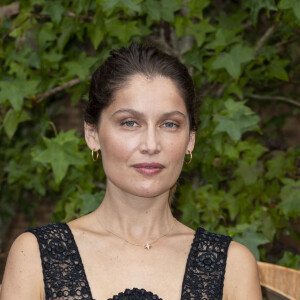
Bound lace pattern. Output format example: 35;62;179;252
28;223;231;300
27;223;94;300
108;288;162;300
181;227;232;300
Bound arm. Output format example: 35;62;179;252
0;233;44;300
223;241;262;300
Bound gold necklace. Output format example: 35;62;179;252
95;213;177;250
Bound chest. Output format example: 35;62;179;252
79;238;191;299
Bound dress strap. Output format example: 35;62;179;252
27;223;94;300
181;227;232;300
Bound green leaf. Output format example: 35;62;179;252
179;201;200;225
233;225;269;260
294;2;300;20
226;195;240;221
3;109;31;139
57;18;75;50
105;19;140;43
88;24;105;50
224;143;239;160
186;20;215;47
80;191;105;215
42;51;64;70
174;16;190;38
38;22;57;48
266;152;285;179
196;185;224;214
142;0;161;21
25;52;41;69
278;0;300;19
217;11;248;31
269;59;289;81
34;130;87;184
277;251;300;270
183;48;204;71
213;99;260;143
0;81;22;111
226;82;243;99
237;141;268;161
235;160;263;185
65;53;98;81
212;44;254;80
101;0;119;12
120;0;142;12
178;183;195;206
187;0;210;19
243;0;277;25
0;80;38;111
278;0;293;9
101;0;141;13
206;29;241;51
160;0;183;22
42;1;66;24
278;179;300;219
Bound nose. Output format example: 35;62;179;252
139;125;161;155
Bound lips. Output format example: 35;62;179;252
132;162;165;175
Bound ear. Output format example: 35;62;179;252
186;131;196;154
84;121;101;151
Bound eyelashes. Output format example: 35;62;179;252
121;120;138;127
162;122;179;128
120;120;180;129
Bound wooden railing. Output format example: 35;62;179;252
258;261;300;300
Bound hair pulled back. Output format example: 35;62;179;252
85;43;198;131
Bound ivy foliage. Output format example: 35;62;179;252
1;0;300;267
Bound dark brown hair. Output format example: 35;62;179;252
85;43;198;131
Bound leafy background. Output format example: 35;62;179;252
1;0;300;273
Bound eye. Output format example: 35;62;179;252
122;120;139;127
162;122;178;128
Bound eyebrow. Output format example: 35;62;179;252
112;109;186;119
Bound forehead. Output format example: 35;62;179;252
105;74;187;114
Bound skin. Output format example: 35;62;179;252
0;75;262;300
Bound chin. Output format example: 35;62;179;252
130;184;170;199
107;173;177;199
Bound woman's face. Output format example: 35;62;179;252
85;74;195;199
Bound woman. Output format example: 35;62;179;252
0;43;262;300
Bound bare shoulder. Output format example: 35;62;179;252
227;241;258;267
0;232;43;300
223;241;262;300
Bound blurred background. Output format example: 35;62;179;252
1;0;300;282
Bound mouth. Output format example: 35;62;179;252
131;163;165;175
132;163;165;169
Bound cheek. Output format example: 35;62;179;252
165;138;188;160
99;130;136;166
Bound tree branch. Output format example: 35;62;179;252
36;77;90;103
248;94;300;109
275;36;300;47
254;24;277;56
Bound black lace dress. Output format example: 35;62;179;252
27;223;231;300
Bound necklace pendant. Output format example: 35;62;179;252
144;243;151;250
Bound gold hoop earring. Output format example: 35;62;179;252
184;151;192;165
92;149;99;162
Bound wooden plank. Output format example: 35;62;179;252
258;261;300;300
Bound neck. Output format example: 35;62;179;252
94;181;174;243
